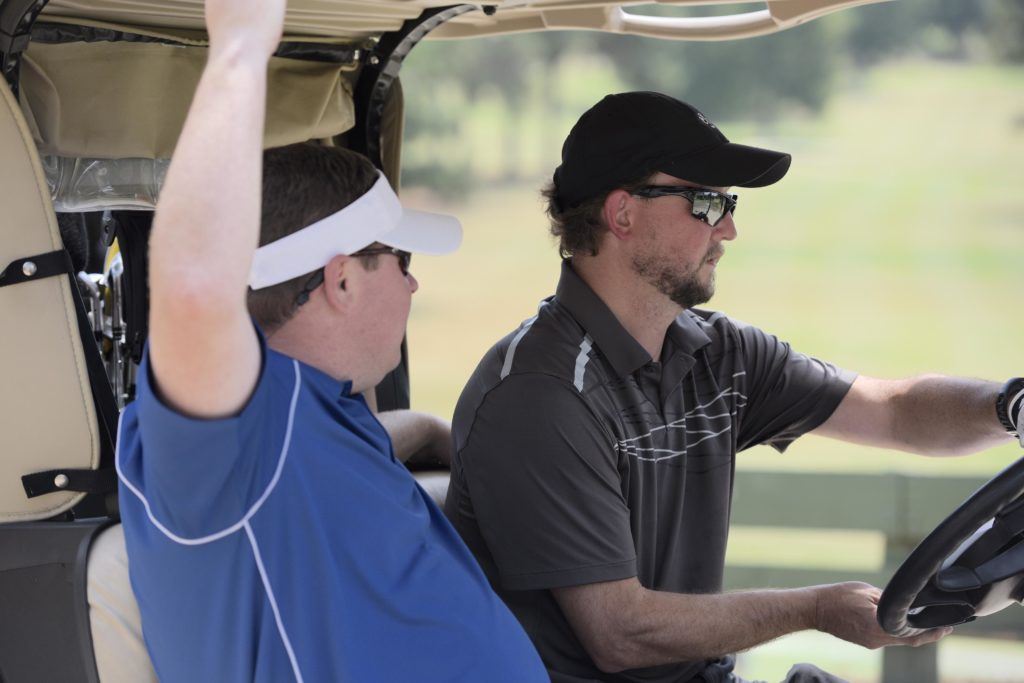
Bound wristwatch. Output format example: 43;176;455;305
995;377;1024;436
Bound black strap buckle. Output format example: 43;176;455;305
22;467;117;498
0;249;72;288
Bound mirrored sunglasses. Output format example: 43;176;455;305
632;185;739;227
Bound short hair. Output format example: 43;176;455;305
247;143;379;332
541;175;651;259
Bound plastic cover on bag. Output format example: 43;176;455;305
44;156;168;212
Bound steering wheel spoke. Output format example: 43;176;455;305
937;541;1024;591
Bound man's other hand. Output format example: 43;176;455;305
205;0;287;62
814;582;951;649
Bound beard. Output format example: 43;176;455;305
631;246;720;309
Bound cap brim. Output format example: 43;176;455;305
377;208;463;256
659;142;791;189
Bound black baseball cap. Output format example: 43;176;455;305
552;92;792;210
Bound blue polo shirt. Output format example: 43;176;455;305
116;334;546;682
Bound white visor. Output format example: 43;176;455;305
248;173;462;290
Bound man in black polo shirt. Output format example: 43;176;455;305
444;92;1023;683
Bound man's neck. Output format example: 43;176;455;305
572;257;681;362
266;313;372;394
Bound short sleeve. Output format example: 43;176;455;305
118;331;298;539
458;374;637;591
733;321;856;453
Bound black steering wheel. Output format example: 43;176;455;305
877;455;1024;636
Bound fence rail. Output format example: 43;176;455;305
725;470;1024;683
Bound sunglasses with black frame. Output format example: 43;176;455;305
293;246;412;308
631;185;739;228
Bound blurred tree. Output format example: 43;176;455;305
595;18;834;122
988;0;1024;63
844;2;922;65
843;0;996;64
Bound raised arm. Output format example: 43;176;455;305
553;578;948;673
813;375;1011;456
147;0;286;418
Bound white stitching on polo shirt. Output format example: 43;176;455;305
501;316;539;380
613;385;748;463
245;520;304;683
614;387;747;448
115;359;303;545
617;425;734;463
683;387;747;416
573;335;593;392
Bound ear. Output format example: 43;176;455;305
601;189;636;242
321;254;356;311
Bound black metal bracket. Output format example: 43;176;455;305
350;4;477;170
0;0;50;98
351;4;478;413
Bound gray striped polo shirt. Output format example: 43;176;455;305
445;260;855;683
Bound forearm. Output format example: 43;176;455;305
558;578;946;673
557;580;818;673
150;52;266;314
817;375;1010;456
146;5;282;416
886;375;1006;455
612;586;816;669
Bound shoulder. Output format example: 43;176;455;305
500;300;593;382
460;300;593;400
453;305;606;452
119;338;302;477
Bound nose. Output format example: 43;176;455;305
715;213;738;241
407;271;419;293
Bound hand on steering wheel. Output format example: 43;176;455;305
878;457;1024;636
815;582;950;648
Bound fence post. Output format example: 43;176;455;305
881;534;938;683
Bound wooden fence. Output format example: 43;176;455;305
726;470;1023;683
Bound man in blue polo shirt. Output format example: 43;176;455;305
115;1;547;681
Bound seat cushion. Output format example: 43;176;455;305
87;524;158;683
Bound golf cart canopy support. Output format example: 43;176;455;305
32;0;889;42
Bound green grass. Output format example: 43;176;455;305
400;59;1024;681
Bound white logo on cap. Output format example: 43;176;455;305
697;111;717;130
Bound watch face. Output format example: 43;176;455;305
997;377;1024;433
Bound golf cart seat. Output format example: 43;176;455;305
0;67;122;681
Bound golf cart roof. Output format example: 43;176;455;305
39;0;887;42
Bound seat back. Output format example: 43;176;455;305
0;74;101;522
